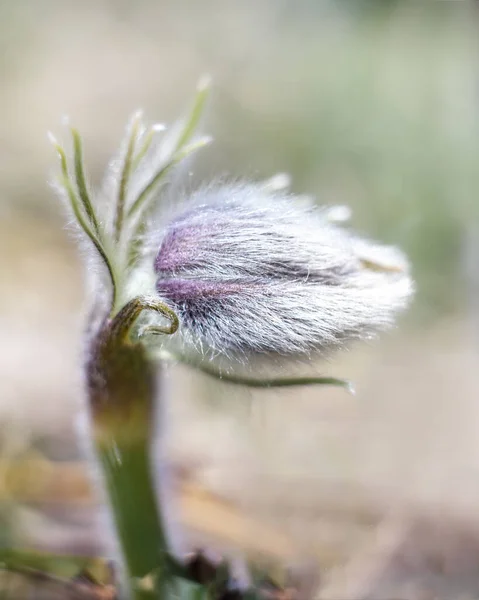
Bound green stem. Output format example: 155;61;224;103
96;438;166;600
87;301;180;599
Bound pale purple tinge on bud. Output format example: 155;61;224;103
154;183;414;358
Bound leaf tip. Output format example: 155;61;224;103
345;381;356;396
47;131;59;147
197;74;212;92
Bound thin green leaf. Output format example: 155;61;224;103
70;128;100;233
50;134;118;306
126;217;148;270
60;174;118;300
128;135;212;219
197;366;353;392
161;351;355;393
175;75;211;150
127;77;211;222
132;123;166;171
114;111;142;243
174;135;212;162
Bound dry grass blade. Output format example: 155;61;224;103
0;567;116;600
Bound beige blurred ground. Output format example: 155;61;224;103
1;1;479;597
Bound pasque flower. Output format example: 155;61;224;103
154;183;414;357
49;80;414;600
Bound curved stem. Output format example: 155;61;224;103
109;296;179;343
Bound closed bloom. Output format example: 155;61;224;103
154;183;413;358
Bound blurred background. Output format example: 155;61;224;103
1;0;479;597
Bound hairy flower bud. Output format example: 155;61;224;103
154;183;413;357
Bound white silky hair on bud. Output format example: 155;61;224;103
154;182;414;359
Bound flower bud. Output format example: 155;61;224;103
154;183;413;357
